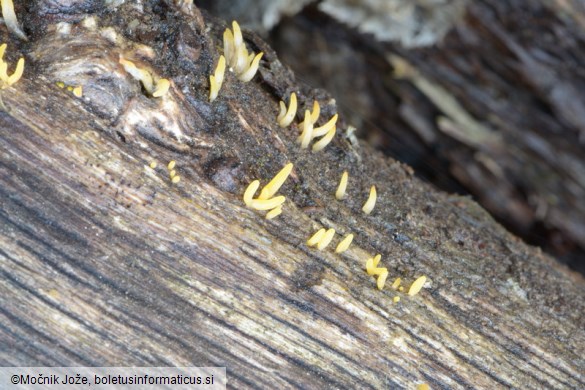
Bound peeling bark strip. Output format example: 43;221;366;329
1;1;584;389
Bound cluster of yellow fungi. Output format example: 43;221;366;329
243;162;293;219
276;92;339;152
119;57;170;98
209;21;263;102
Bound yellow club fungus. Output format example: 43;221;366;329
265;205;282;220
119;57;169;98
399;286;404;292
167;160;176;170
152;78;170;97
1;0;27;40
408;276;427;296
72;85;83;97
307;228;326;247
377;269;388;290
223;29;235;66
316;228;336;250
56;81;65;88
391;277;401;290
169;169;176;178
335;171;348;200
311;114;338;138
299;100;320;128
209;55;226;102
362;185;377;214
335;233;354;253
0;43;24;88
312;124;336;152
277;92;297;127
237;52;263;82
171;175;181;184
149;161;157;169
417;384;430;390
366;254;388;289
393;296;400;303
366;254;384;275
249;196;286;211
243;180;260;206
258;162;293;200
297;110;314;149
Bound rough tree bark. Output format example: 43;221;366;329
1;1;584;389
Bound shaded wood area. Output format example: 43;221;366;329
1;1;584;388
266;0;585;273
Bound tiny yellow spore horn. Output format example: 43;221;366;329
307;229;326;247
335;171;348;200
362;185;377;214
258;163;293;200
408;276;427;296
277;92;297;128
249;196;286;211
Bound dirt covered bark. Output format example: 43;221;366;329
1;1;584;388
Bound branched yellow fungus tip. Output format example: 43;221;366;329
362;185;377;214
258;162;293;200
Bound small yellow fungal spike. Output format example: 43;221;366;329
223;29;235;67
408;276;427;296
399;286;404;292
312;124;336;152
169;169;176;178
362;185;377;214
215;55;226;86
167;160;176;170
1;0;27;40
316;228;336;250
119;57;154;94
171;175;181;184
149;161;157;169
232;21;243;49
234;44;249;75
277;92;297;128
307;228;326;247
377;269;389;290
209;75;220;102
56;81;65;88
243;180;260;206
297;110;314;149
249;196;286;211
238;52;263;82
310;101;320;124
72;85;83;97
335;171;348;200
417;384;430;390
265;205;282;220
66;86;73;91
393;296;400;303
152;78;170;97
311;114;338;138
391;277;401;290
258;162;293;200
335;233;354;253
0;44;24;88
366;254;382;275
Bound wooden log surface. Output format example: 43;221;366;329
1;1;584;388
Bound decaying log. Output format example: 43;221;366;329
1;1;584;388
265;0;585;273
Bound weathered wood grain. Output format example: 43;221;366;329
1;1;584;388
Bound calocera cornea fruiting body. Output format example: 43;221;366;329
209;55;226;102
0;43;24;88
243;163;293;218
335;233;354;253
335;171;348;200
408;276;427;296
366;254;389;290
1;0;26;40
222;21;263;83
119;57;170;98
277;92;297;128
362;185;377;214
